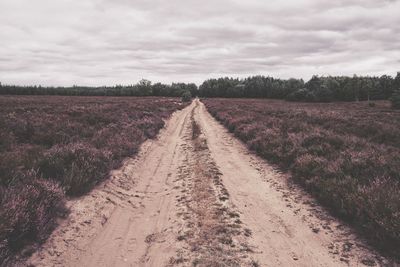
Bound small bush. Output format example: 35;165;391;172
0;174;66;264
0;145;43;186
37;143;111;196
181;91;192;102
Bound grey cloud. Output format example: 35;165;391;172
0;0;399;86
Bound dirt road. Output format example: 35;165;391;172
28;99;391;266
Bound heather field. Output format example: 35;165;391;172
0;96;187;263
203;98;400;255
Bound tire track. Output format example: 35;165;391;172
169;100;256;266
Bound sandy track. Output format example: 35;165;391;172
195;100;393;266
28;101;194;267
28;99;393;267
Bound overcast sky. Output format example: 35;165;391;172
0;0;399;86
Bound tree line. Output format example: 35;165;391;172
0;79;198;98
199;73;400;103
2;74;400;106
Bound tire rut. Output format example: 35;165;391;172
168;100;256;266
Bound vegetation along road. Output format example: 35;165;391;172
28;99;395;266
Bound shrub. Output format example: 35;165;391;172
92;125;143;160
0;145;43;186
203;98;400;256
356;177;400;245
0;95;189;263
37;143;111;196
181;91;192;102
292;154;327;179
391;88;400;109
0;131;15;152
0;174;66;264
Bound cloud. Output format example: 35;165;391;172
0;0;399;86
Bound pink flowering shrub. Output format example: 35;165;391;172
203;98;400;256
0;95;188;263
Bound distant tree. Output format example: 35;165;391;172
181;91;192;102
186;83;198;97
226;84;245;98
363;78;373;102
391;88;400;109
314;85;334;102
305;75;322;91
170;83;186;97
394;72;400;91
285;78;304;96
379;75;394;99
152;83;167;96
137;79;152;96
286;88;315;102
1;74;397;101
199;77;240;97
353;75;360;102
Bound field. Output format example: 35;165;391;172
1;96;398;266
202;98;400;254
0;96;187;264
